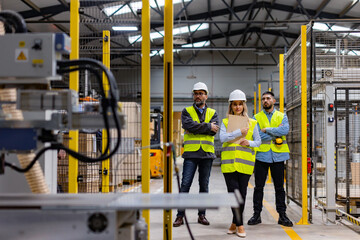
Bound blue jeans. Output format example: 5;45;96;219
176;158;213;217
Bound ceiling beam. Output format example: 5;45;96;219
20;0;68;33
193;26;298;43
313;0;331;19
19;1;355;21
176;1;353;21
295;0;311;19
339;0;359;17
225;0;235;47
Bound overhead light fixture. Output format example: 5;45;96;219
182;41;210;48
254;50;272;55
263;25;289;30
173;37;187;45
150;41;210;57
104;0;191;17
128;23;209;44
112;26;138;31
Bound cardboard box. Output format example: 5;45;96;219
120;102;141;138
57;133;100;193
111;152;141;186
351;162;360;185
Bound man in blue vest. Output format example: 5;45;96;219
173;82;219;227
247;91;293;227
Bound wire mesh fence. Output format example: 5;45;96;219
285;28;309;207
335;88;360;214
57;0;143;194
313;28;360;215
286;24;360;219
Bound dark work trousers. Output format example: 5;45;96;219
177;158;213;217
253;160;286;214
223;172;251;226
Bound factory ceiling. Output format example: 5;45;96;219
2;0;360;66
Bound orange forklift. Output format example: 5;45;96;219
150;109;163;178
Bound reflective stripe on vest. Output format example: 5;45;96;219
254;110;290;153
183;106;216;153
221;117;257;175
221;158;255;166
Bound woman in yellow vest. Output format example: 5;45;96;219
220;89;261;238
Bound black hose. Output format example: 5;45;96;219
0;10;27;33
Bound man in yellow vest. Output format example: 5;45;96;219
247;91;293;227
173;82;219;227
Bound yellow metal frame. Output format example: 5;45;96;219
102;30;110;193
163;0;173;239
253;91;256;115
141;0;151;238
298;25;309;225
279;54;284;113
258;83;261;113
68;0;79;193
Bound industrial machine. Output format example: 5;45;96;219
0;10;240;240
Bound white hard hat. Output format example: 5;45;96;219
192;82;209;95
229;89;246;102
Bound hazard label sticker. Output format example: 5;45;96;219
15;49;28;62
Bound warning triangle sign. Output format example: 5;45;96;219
17;51;27;61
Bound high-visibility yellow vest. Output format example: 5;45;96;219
183;106;216;153
254;110;290;153
221;118;257;175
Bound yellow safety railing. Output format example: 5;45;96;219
253;91;256;115
298;25;309;225
68;0;79;193
141;0;151;238
101;30;110;193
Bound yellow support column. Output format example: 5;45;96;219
253;91;256;115
141;0;151;238
258;83;261;113
163;0;173;239
102;30;110;193
298;25;309;225
279;54;285;183
279;54;284;113
68;0;79;194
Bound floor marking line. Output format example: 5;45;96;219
249;182;302;240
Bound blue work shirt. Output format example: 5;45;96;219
254;109;290;163
195;105;206;114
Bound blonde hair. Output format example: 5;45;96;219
227;101;248;118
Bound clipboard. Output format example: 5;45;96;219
226;115;249;144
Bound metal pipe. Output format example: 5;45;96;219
79;47;284;51
25;18;360;24
336;39;341;69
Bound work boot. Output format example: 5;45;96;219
278;213;293;227
198;214;210;225
173;216;184;227
247;212;261;225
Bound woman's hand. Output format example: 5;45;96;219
240;127;249;136
239;139;250;146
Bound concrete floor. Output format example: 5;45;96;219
148;159;360;240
